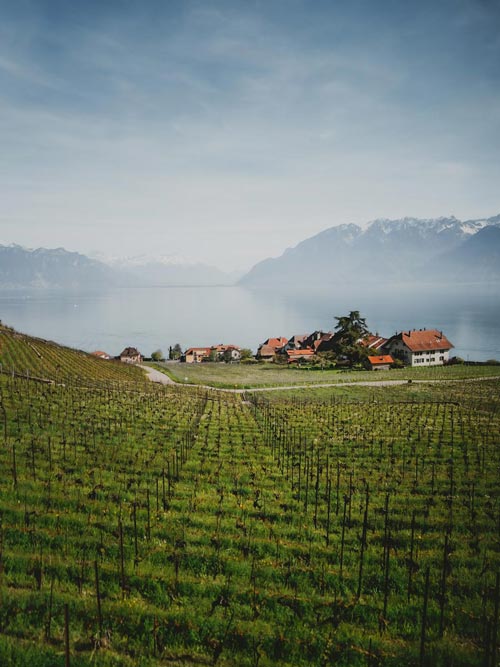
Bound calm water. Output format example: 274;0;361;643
0;284;499;361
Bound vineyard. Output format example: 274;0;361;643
0;342;499;665
0;325;146;385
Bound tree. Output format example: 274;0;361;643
240;348;253;360
334;310;368;345
151;349;163;362
169;344;183;360
332;310;369;367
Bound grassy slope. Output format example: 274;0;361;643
149;360;500;388
0;324;147;385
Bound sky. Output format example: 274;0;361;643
1;0;499;272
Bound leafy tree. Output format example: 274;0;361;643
151;349;163;361
240;348;253;360
169;344;183;360
334;310;368;345
332;310;369;367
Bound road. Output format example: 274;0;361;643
139;365;177;385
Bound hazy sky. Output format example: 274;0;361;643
1;0;499;271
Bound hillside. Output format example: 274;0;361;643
0;323;146;385
240;214;500;286
424;225;500;281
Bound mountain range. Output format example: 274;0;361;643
240;214;500;286
0;245;235;289
1;214;499;289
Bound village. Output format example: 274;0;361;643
92;323;455;371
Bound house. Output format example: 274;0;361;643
256;344;278;361
211;344;241;362
256;337;288;361
302;331;333;350
184;347;212;363
263;337;288;349
366;354;394;371
91;350;111;360
360;334;388;352
286;348;315;364
285;334;308;350
383;329;454;367
315;333;337;353
119;347;142;364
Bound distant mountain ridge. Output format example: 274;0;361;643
0;244;116;289
0;244;235;289
240;214;500;286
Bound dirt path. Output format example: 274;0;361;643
140;365;177;385
141;365;500;393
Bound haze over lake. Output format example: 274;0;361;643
0;284;498;362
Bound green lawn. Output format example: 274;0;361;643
148;361;500;389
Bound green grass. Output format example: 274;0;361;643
148;360;500;389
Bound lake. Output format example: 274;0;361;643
0;284;499;361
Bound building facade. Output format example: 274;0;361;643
383;329;453;367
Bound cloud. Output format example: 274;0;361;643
0;1;499;270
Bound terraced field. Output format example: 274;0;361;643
0;324;146;385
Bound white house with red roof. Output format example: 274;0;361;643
383;329;453;366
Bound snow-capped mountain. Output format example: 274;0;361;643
94;252;235;286
240;214;500;286
0;245;237;289
0;244;116;289
91;252;200;268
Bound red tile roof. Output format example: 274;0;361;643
399;329;453;352
185;347;211;355
368;355;394;365
286;348;315;357
263;337;288;348
361;335;388;350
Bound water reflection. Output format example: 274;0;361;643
0;284;498;361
